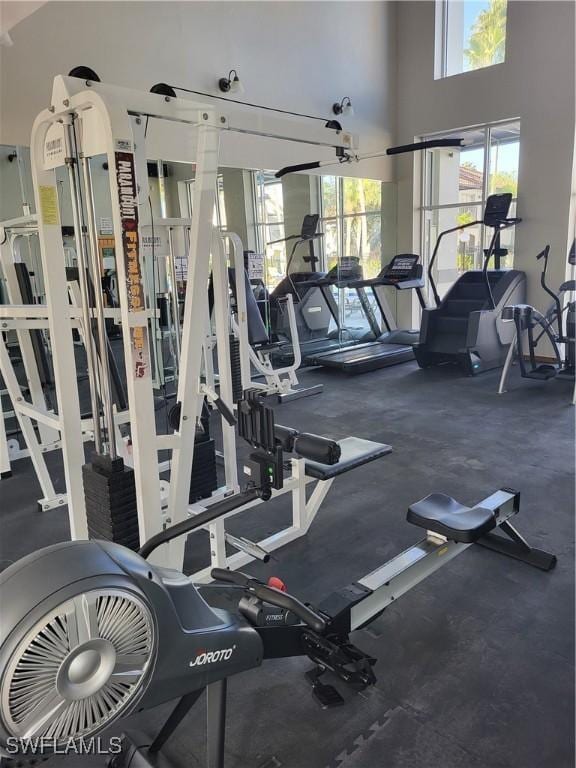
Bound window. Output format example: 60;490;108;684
179;174;226;228
320;176;382;278
250;170;386;331
436;0;508;79
320;177;383;335
253;171;286;291
421;121;520;300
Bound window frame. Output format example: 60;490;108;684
419;118;520;296
319;176;383;276
435;0;508;80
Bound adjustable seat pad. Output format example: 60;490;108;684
407;493;496;544
304;437;392;480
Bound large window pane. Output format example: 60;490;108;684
254;171;285;291
488;122;520;196
323;219;339;271
425;128;486;207
255;171;284;224
342;178;382;215
342;214;381;278
321;177;338;218
437;0;508;79
262;226;286;290
421;120;520;302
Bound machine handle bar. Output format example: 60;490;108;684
385;138;464;156
275;161;321;179
139;489;260;559
211;568;327;634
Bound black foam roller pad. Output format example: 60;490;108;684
293;433;341;465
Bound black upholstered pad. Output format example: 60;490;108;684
304;437;392;480
407;493;496;543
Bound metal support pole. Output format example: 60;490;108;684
166;122;221;568
64;120;103;452
167;227;182;376
148;688;205;754
81;156;117;458
206;679;227;768
0;395;11;477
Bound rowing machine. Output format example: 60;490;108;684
0;396;556;768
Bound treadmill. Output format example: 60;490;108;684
307;254;426;373
272;257;373;365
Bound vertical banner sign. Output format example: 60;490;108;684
115;151;150;379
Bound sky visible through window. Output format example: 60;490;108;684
463;1;490;72
464;143;518;174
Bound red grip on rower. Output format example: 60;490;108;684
268;576;287;592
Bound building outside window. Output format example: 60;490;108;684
436;0;508;79
421;120;520;301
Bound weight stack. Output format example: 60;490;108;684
229;335;243;403
189;433;218;503
82;454;140;551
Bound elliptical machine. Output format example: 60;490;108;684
498;241;575;401
414;193;524;375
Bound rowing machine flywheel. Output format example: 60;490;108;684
0;543;156;750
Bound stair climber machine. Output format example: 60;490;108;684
307;253;427;373
498;241;575;402
414;193;524;375
269;216;372;366
0;391;556;768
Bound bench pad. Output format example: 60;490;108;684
304;437;392;480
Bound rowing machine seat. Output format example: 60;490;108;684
407;493;496;543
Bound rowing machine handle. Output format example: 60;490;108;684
211;568;251;586
211;568;327;633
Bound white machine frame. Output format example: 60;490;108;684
224;232;322;402
9;74;356;571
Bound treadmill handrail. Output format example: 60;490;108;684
481;218;522;310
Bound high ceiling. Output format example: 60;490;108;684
0;1;47;37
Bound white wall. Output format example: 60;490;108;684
395;0;576;310
0;1;396;180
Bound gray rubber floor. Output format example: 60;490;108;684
1;360;574;767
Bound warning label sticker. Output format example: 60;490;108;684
38;186;59;225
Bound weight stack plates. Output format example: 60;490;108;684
82;454;140;551
189;438;218;503
229;335;243;403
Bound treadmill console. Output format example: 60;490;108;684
382;254;422;285
325;257;363;282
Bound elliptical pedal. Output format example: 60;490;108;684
526;364;557;380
